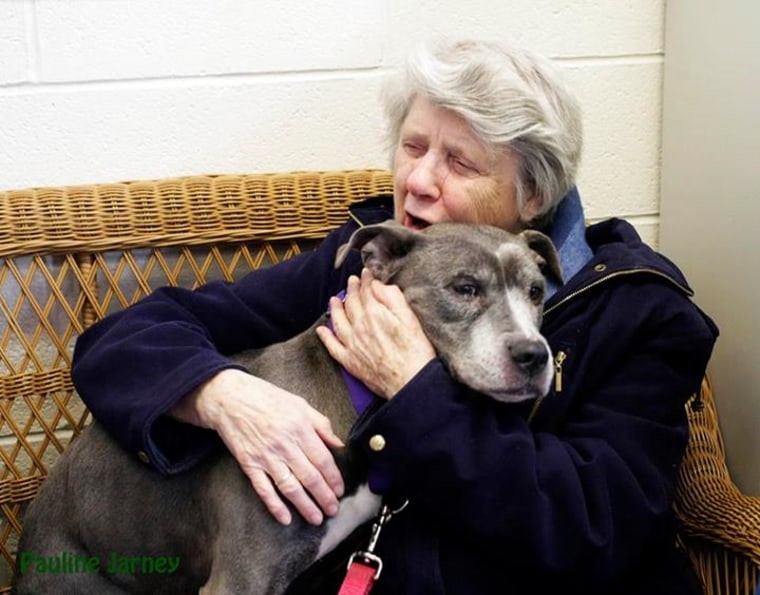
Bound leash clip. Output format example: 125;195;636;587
339;499;408;593
346;551;383;580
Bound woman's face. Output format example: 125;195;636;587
392;95;540;232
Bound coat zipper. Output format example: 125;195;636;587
543;267;693;318
528;349;566;424
554;350;567;393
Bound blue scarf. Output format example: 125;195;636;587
544;187;593;299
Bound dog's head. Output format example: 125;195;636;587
335;221;562;403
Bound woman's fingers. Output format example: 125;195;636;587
303;409;346;497
317;270;436;399
248;467;295;526
185;369;346;526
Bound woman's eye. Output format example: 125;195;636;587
402;142;426;157
450;156;480;176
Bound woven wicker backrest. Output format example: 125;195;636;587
0;169;393;591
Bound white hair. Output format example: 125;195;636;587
381;38;584;225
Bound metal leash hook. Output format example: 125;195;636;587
339;499;409;594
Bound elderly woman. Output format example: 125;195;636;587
72;39;716;594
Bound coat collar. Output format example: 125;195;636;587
543;187;593;299
545;217;695;315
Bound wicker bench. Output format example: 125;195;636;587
0;170;757;593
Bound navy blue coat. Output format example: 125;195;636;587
72;196;718;594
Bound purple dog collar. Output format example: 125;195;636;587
327;291;379;416
328;291;391;494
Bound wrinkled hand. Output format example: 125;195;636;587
316;268;436;400
170;369;345;526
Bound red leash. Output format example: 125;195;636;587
337;500;408;595
338;557;380;595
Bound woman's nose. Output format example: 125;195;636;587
406;152;443;200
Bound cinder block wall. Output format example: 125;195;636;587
0;0;665;244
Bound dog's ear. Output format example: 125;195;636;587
519;230;564;286
335;220;423;281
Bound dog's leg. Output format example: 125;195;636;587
14;445;130;594
199;456;326;595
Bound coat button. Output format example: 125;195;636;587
137;450;150;464
369;435;386;452
594;263;607;272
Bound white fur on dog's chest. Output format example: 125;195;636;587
316;483;381;560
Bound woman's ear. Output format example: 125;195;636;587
521;193;544;223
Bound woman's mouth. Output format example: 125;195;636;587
404;213;430;230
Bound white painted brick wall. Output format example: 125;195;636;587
0;0;665;244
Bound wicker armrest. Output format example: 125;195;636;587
675;375;760;594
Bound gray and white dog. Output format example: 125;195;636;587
15;221;562;595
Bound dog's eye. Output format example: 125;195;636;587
453;283;479;299
528;284;544;303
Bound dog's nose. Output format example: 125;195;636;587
509;339;549;376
